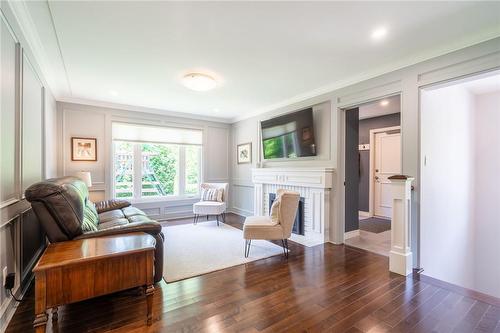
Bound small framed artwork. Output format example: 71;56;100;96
237;142;252;164
71;137;97;161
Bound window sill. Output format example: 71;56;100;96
128;196;200;205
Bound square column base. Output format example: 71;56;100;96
389;250;413;276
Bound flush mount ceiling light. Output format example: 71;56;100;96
182;73;217;91
371;26;388;41
380;99;389;106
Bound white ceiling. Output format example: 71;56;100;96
21;1;500;121
359;95;400;120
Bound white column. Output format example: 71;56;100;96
388;175;414;276
253;183;263;215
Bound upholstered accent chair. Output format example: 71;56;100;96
243;189;300;258
25;176;164;283
192;183;228;226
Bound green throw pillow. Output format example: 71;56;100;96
82;198;98;232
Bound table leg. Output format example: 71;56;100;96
34;272;47;333
145;284;154;325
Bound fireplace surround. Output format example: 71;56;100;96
252;167;334;247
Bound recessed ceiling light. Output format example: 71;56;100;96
380;99;389;107
371;27;388;40
109;90;118;96
213;108;220;113
182;73;217;91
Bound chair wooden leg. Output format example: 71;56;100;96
216;215;219;226
193;214;197;224
207;215;209;221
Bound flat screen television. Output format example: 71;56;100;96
261;108;316;159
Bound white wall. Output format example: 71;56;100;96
421;84;500;298
58;102;231;221
473;91;500;298
420;85;476;290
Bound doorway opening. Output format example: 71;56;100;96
420;70;500;298
344;95;401;256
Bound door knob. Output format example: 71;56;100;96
375;176;379;180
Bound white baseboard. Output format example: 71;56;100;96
358;211;370;218
344;229;360;240
228;207;253;217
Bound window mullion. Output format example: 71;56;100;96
133;143;142;199
178;146;186;196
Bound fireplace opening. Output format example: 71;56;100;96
269;193;305;236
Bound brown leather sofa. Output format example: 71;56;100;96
25;176;164;283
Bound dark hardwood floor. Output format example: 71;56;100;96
6;213;500;332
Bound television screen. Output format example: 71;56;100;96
261;108;316;159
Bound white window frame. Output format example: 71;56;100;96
112;141;202;203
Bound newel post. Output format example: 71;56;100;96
388;175;414;276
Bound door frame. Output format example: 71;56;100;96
340;92;403;243
369;125;401;218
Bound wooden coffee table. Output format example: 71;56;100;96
32;232;156;333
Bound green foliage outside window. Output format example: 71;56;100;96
142;144;179;195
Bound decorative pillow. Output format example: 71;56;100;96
201;188;223;202
270;197;281;225
82;198;98;232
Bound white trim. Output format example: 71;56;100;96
344;229;360;240
58;96;232;124
358;210;370;218
228;207;253;217
368;125;402;218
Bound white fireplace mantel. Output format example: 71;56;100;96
252;167;334;246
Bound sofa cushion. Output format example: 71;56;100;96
25;176;89;239
98;209;125;223
127;215;154;224
98;218;129;230
122;206;147;218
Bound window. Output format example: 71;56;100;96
112;123;202;200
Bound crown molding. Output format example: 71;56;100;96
57;96;233;124
6;0;70;98
230;34;500;123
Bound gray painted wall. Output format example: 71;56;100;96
229;37;500;259
358;113;401;212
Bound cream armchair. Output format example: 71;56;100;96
243;189;300;258
193;183;228;226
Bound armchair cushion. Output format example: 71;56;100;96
243;216;284;240
94;199;131;214
193;201;226;215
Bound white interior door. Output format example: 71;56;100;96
374;131;401;218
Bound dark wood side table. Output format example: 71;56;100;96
32;232;156;333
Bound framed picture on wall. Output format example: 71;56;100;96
71;137;97;161
237;142;252;164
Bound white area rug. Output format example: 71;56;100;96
163;221;286;282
